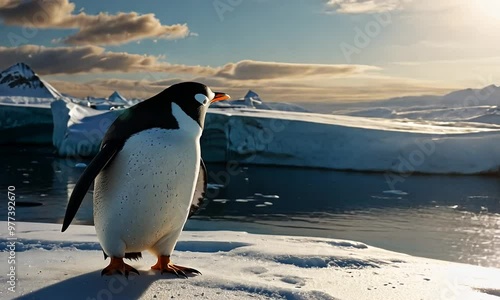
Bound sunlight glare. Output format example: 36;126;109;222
474;0;500;21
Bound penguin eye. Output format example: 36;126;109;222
194;93;209;105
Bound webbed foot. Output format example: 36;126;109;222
151;255;201;278
101;257;139;278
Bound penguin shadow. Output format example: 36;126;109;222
14;269;189;300
476;288;500;297
14;241;250;300
175;240;251;252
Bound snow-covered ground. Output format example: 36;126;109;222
1;222;500;300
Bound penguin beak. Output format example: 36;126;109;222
211;92;230;103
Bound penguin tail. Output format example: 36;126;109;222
103;251;143;261
125;252;143;261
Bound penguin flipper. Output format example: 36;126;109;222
61;141;121;232
188;159;207;218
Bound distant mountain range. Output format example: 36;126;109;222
300;85;500;114
374;84;500;108
0;63;62;99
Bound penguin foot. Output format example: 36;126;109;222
151;255;201;278
101;257;140;278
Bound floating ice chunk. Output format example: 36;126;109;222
383;190;408;196
371;196;397;200
207;183;224;190
235;199;254;203
254;193;280;199
212;199;228;204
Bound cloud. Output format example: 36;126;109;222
392;56;500;66
49;73;454;103
0;45;379;81
215;60;380;80
0;44;393;101
325;0;407;14
0;0;189;45
0;45;216;75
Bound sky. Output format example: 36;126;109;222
0;0;499;102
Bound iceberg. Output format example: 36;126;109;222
51;100;123;157
212;90;309;112
51;99;500;174
205;109;500;174
81;93;129;111
108;90;129;105
0;63;65;144
1;221;499;300
0;102;53;144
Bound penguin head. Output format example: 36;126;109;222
165;82;230;129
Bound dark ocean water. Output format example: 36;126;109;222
1;145;500;268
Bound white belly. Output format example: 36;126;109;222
93;128;200;256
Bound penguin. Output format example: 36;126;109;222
61;82;229;278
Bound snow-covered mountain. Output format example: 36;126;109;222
0;62;62;99
440;84;500;106
322;84;500;123
212;90;308;112
108;90;128;104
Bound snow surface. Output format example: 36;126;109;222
1;221;500;300
51;100;500;174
